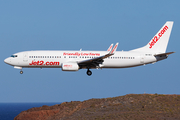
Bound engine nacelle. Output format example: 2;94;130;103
61;63;79;71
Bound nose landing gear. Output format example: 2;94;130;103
20;70;23;74
13;66;23;74
86;69;92;76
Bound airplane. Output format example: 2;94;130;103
4;21;174;76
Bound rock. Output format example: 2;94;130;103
14;94;180;120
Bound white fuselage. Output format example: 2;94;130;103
4;50;161;69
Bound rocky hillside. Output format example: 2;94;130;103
14;94;180;120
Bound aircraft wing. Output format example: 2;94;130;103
78;43;118;68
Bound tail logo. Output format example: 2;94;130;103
149;25;168;48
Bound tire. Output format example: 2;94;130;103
20;71;23;74
87;70;92;76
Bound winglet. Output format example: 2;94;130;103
110;43;119;54
107;44;113;52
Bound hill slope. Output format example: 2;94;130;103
14;94;180;120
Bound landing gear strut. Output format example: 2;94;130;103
86;69;92;76
20;70;23;74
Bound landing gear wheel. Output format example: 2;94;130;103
20;71;23;74
87;70;92;76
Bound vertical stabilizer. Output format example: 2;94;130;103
132;21;173;53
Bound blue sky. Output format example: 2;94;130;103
1;0;180;103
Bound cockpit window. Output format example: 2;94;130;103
11;55;18;58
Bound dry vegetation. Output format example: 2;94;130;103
15;94;180;120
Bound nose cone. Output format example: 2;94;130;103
4;58;11;65
4;58;8;63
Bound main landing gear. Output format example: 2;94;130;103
86;69;92;76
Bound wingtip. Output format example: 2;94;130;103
107;43;114;52
110;42;119;54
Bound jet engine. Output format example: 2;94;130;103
61;63;79;71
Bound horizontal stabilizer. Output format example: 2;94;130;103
154;52;175;57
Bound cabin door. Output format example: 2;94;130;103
140;54;145;64
23;53;28;62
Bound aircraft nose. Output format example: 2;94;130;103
4;58;8;63
4;58;10;64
